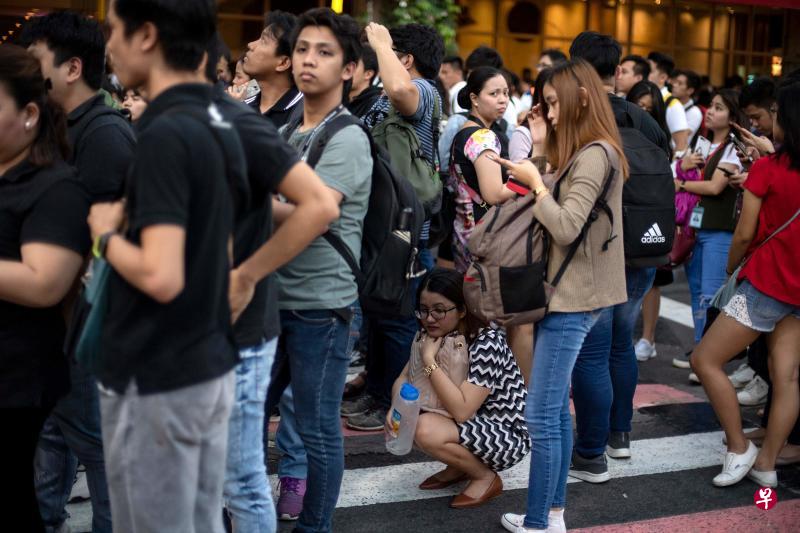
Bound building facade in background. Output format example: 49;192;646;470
2;0;799;85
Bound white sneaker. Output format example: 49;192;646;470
713;441;758;487
634;339;657;361
747;467;778;488
728;363;756;389
688;372;701;384
501;512;564;533
737;376;769;406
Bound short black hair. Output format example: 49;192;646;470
20;11;106;91
264;10;297;59
540;48;567;65
569;31;621;80
740;77;776;110
113;0;216;72
621;54;650;80
442;55;464;73
361;44;378;75
673;69;701;93
465;46;503;73
292;8;361;67
647;51;675;77
389;23;445;80
204;32;225;83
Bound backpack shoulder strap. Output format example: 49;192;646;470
305;113;370;287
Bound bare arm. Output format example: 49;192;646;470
671;129;689;153
428;369;491;423
366;23;419;117
727;190;762;274
103;225;186;304
474;152;516;205
0;244;84;307
679;164;737;196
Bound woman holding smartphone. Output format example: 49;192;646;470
691;80;800;488
672;89;747;369
489;59;628;533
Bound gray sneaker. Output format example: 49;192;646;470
340;394;375;418
569;450;610;483
606;432;631;459
346;407;387;431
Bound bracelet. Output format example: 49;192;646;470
424;362;439;377
533;186;549;198
92;231;116;259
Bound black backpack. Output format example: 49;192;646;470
301;114;426;318
616;109;676;267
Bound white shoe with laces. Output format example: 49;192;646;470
501;511;565;533
634;339;657;361
728;363;755;389
712;440;758;487
737;376;769;406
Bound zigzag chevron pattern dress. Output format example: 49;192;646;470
458;328;530;471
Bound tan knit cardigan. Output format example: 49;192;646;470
532;144;628;312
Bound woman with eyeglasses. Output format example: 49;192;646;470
386;268;529;509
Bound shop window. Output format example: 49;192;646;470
543;0;586;39
507;1;542;35
631;1;670;46
731;11;748;51
673;49;710;76
752;13;783;52
709;51;728;86
675;3;711;50
712;9;730;50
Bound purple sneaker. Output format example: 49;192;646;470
277;476;306;521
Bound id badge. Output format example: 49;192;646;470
689;206;704;229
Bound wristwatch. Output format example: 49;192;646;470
533;185;548;198
92;231;116;259
423;362;440;377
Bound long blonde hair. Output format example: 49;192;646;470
542;59;629;179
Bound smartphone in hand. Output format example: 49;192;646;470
694;136;712;160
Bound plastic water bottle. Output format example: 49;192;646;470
385;383;420;455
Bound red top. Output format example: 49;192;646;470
739;154;800;306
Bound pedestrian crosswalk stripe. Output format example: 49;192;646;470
268;431;736;509
658;296;694;328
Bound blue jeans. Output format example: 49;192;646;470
685;230;733;343
572;267;656;458
35;360;111;533
525;310;605;530
278;305;354;533
276;386;308;479
224;338;277;533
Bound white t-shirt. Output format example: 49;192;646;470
662;86;689;136
709;143;744;173
684;100;703;141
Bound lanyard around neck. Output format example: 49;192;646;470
299;104;344;157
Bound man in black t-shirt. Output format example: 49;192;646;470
567;32;671;483
87;2;238;531
22;11;135;532
239;10;303;129
203;37;340;530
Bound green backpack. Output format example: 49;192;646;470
370;96;442;219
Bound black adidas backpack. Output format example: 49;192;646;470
303;114;426;318
616;108;676;267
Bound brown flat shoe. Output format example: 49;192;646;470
419;470;468;490
449;474;503;509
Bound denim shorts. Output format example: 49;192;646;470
723;280;800;332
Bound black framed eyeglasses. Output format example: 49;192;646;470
415;306;457;321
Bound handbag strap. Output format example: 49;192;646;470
742;206;800;268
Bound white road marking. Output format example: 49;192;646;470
658;296;694;329
268;431;729;508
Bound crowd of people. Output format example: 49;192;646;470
0;1;798;532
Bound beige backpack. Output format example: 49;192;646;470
463;142;616;326
407;331;469;417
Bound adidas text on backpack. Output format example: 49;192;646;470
298;113;426;319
